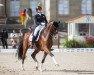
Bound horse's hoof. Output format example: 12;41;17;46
55;64;59;66
39;69;43;72
36;67;38;70
38;67;43;72
22;68;25;71
23;69;25;71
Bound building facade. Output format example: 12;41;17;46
48;0;94;22
0;0;94;22
0;0;41;18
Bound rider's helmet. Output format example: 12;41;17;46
36;6;42;11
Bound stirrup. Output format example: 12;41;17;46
31;42;34;48
30;41;34;48
30;45;33;48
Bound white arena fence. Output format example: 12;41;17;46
0;48;94;53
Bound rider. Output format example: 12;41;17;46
31;6;48;47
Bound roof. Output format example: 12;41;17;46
65;15;94;23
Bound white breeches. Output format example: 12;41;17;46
33;25;45;36
29;25;45;41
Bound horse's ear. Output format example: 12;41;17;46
53;21;60;24
53;21;59;28
53;21;60;25
58;21;60;24
49;21;54;25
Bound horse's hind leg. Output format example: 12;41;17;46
31;49;39;70
22;53;25;70
22;48;28;70
22;42;28;70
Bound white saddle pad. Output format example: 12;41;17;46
29;33;33;41
29;33;40;42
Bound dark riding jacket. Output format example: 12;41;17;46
34;13;48;26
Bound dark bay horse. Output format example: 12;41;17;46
17;21;60;71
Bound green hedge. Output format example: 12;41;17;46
63;39;84;48
63;39;94;48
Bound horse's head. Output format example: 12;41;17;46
53;21;60;29
50;21;60;35
45;21;60;36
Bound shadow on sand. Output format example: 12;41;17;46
43;69;94;74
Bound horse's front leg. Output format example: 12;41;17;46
45;48;59;66
49;52;59;66
39;52;47;71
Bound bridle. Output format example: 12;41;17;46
50;21;59;36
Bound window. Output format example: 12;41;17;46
58;0;69;15
30;0;41;16
78;23;89;36
10;0;20;16
81;0;92;14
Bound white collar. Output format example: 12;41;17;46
38;13;41;15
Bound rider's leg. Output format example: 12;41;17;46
32;36;36;45
33;26;41;36
36;25;45;41
31;26;41;47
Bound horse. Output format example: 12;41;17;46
17;21;60;71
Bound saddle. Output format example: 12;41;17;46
29;27;44;42
29;22;46;42
33;23;46;41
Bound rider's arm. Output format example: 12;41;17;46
43;14;48;26
34;15;40;26
34;15;37;25
44;15;48;24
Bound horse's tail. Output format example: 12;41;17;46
17;39;23;59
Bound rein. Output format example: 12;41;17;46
41;21;59;39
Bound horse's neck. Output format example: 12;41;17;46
43;25;53;40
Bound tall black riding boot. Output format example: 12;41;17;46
31;36;36;48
